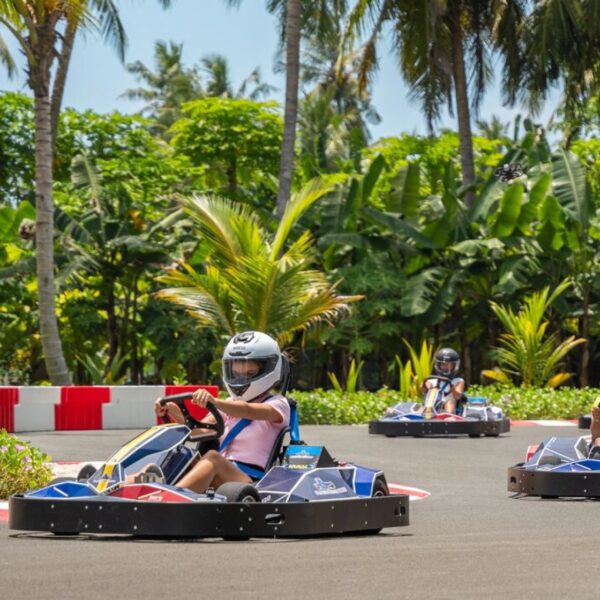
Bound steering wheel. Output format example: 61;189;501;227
157;392;225;441
424;375;452;386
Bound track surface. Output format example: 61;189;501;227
1;425;597;599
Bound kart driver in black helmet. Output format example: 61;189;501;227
422;347;466;414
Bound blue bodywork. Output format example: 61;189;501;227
522;436;600;473
24;417;386;504
380;396;504;422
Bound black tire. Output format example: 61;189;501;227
77;463;98;481
468;434;481;438
538;455;562;466
216;482;261;503
217;483;260;541
372;477;389;497
360;477;389;536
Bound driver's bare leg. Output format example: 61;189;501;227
442;399;457;414
176;450;251;493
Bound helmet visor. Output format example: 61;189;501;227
434;360;456;375
223;356;279;389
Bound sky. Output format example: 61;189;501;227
0;0;559;142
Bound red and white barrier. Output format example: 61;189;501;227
0;385;218;433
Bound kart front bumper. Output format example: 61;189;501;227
369;418;510;437
507;465;600;498
9;493;409;538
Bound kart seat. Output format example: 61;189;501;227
264;398;302;470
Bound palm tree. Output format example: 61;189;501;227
122;40;202;132
50;0;139;143
0;2;89;384
201;53;276;100
0;0;170;385
225;1;347;217
507;0;600;133
345;0;526;207
156;178;359;344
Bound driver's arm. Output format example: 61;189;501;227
450;380;465;399
191;389;283;424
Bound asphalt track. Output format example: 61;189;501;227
1;425;597;600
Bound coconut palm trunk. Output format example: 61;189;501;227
276;0;301;218
50;21;77;144
32;71;72;385
449;7;476;208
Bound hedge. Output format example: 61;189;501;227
292;384;598;425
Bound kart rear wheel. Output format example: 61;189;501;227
216;482;261;504
372;478;389;497
77;463;98;481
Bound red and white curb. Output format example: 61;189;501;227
0;501;7;522
388;483;430;501
511;420;578;427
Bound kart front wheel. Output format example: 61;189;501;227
217;483;260;541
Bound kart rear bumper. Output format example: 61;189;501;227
507;465;600;498
9;493;409;538
369;418;510;437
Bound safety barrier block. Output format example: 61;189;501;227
103;386;166;429
14;387;61;432
55;386;110;430
0;387;18;433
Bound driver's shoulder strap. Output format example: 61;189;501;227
219;418;252;452
218;394;276;452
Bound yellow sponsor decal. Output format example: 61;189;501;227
107;424;177;464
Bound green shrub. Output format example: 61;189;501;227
294;388;406;425
0;430;53;499
469;384;596;420
292;385;597;425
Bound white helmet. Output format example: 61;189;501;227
222;331;283;401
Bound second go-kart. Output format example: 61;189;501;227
10;393;409;538
369;376;510;437
507;435;600;498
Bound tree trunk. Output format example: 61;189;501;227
450;10;476;208
227;154;238;197
50;22;77;145
580;285;590;387
106;277;119;366
276;0;301;218
34;90;72;385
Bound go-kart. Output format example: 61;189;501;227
369;376;510;437
9;393;409;538
507;435;600;498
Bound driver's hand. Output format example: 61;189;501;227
423;380;434;390
154;398;184;423
191;388;214;408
